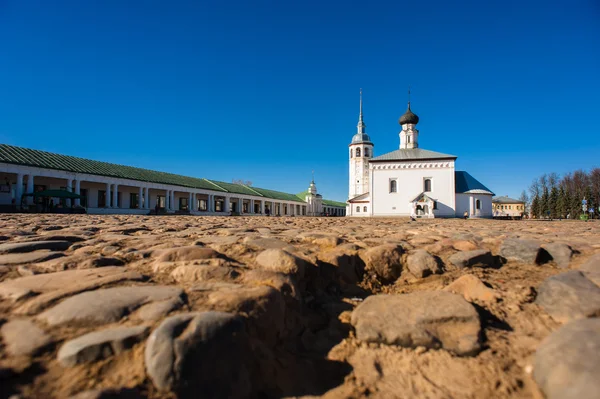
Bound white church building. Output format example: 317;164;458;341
347;93;494;218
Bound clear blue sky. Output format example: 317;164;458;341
1;0;599;201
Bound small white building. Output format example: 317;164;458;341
0;144;346;216
347;92;494;218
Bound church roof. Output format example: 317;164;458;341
492;195;524;204
350;133;373;145
370;148;457;162
455;171;494;195
399;102;419;125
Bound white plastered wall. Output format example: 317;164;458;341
371;160;456;217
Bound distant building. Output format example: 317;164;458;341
347;91;494;218
492;196;525;218
0;144;346;216
297;180;346;216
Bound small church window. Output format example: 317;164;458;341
363;206;367;212
350;149;353;158
407;136;411;144
424;179;432;192
390;180;397;193
476;199;481;210
356;206;360;212
364;148;370;157
356;148;361;157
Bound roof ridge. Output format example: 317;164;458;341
203;179;229;192
241;184;264;197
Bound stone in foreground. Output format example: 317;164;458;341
255;248;308;278
144;311;252;398
579;253;600;274
443;274;499;304
0;319;52;356
361;244;404;282
37;286;184;326
0;240;72;254
351;291;481;356
500;238;549;264
534;318;600;399
535;271;600;323
406;249;440;278
58;325;149;366
448;249;495;269
541;243;573;268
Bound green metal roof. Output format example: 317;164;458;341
296;191;346;208
0;144;307;203
322;199;347;207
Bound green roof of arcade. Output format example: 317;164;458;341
0;144;311;203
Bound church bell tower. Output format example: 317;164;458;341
399;90;420;149
349;89;374;198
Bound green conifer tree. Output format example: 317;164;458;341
549;186;559;218
540;188;550;218
531;195;540;218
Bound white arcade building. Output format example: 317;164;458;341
347;93;494;218
0;144;347;216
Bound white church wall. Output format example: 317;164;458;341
371;162;455;217
455;193;493;218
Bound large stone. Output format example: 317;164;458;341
351;291;481;356
0;240;72;254
156;246;223;263
134;297;184;321
58;325;149;367
448;249;495;269
361;244;404;282
78;256;125;269
500;238;549;264
317;248;364;284
144;312;253;397
1;319;52;356
406;249;440;278
535;271;600;323
207;286;285;346
443;274;499;304
242;237;293;250
0;267;142;302
0;250;65;266
254;248;308;278
170;263;238;283
542;243;573;268
37;286;184;326
533;318;600;399
579;253;600;274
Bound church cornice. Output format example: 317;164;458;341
370;161;454;170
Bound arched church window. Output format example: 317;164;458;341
356;148;361;157
476;199;481;210
363;206;367;212
424;179;432;192
407;136;411;144
356;206;360;212
350;149;353;158
364;148;370;157
390;180;397;193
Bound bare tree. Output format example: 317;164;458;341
232;179;253;186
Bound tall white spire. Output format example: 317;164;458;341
357;88;366;134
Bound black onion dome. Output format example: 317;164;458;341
399;103;419;125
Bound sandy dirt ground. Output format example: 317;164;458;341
0;215;598;399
